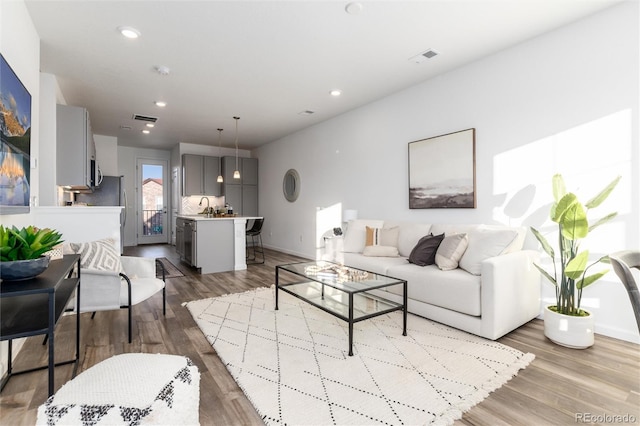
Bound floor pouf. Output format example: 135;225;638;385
37;353;200;425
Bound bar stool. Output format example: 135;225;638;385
246;218;265;264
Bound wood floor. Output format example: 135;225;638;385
1;244;638;425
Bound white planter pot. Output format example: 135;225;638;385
543;305;594;349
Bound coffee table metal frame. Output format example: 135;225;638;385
275;260;407;356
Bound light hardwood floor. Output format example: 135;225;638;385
1;244;638;425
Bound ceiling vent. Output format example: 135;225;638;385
119;125;132;130
132;114;158;123
409;48;440;64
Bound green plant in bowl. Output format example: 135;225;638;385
0;225;64;261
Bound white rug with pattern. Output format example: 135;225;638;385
187;287;534;426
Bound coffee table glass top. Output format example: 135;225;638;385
277;260;404;294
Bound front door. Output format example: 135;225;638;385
137;158;168;244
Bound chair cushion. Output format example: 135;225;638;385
120;277;165;306
37;353;200;425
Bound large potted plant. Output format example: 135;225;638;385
530;174;620;349
0;225;64;281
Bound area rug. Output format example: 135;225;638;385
157;257;185;278
186;287;534;426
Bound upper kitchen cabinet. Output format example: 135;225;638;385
182;154;221;196
222;156;257;185
56;105;96;190
221;156;258;215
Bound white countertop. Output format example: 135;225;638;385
177;214;262;221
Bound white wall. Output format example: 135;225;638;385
255;2;639;342
0;0;41;378
95;134;119;177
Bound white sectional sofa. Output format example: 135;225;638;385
328;220;540;340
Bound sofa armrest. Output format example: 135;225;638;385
480;250;541;339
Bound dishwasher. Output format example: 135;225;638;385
177;218;196;266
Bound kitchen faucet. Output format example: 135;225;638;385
199;196;211;217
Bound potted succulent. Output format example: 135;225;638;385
530;174;620;348
0;225;64;281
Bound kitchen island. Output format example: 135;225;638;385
176;215;262;274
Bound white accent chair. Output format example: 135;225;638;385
69;256;167;343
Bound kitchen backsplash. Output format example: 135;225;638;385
181;196;225;214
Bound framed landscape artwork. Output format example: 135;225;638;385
0;53;31;214
408;128;476;209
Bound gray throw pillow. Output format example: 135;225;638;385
408;233;445;266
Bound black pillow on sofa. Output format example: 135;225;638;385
408;233;445;266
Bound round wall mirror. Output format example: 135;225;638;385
283;169;300;202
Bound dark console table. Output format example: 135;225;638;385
1;254;81;396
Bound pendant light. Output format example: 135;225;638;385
233;116;241;179
216;128;224;183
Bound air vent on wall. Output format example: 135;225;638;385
132;114;158;123
409;48;440;64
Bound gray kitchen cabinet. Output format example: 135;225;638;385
242;158;258;185
56;104;96;190
203;156;221;195
242;184;258;217
224;184;242;214
221;156;258;215
182;154;221;196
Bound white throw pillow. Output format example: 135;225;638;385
362;245;400;257
435;233;469;271
68;238;124;273
365;226;399;247
458;229;518;275
342;219;384;253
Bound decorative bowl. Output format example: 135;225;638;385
1;256;50;281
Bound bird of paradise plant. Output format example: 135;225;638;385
530;174;620;316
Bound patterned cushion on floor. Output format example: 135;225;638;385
36;353;200;426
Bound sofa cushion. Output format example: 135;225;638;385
386;264;482;316
341;252;408;275
362;245;399;257
343;220;385;253
395;222;433;257
365;226;399;247
458;228;519;275
408;233;444;266
435;233;469;271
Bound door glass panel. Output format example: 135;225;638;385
142;164;164;236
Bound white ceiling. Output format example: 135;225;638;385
25;0;620;151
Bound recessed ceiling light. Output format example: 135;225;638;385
154;101;167;107
345;2;363;15
155;65;170;76
142;129;150;134
330;89;342;97
118;26;141;39
146;123;155;128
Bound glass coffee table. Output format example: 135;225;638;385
275;260;407;356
